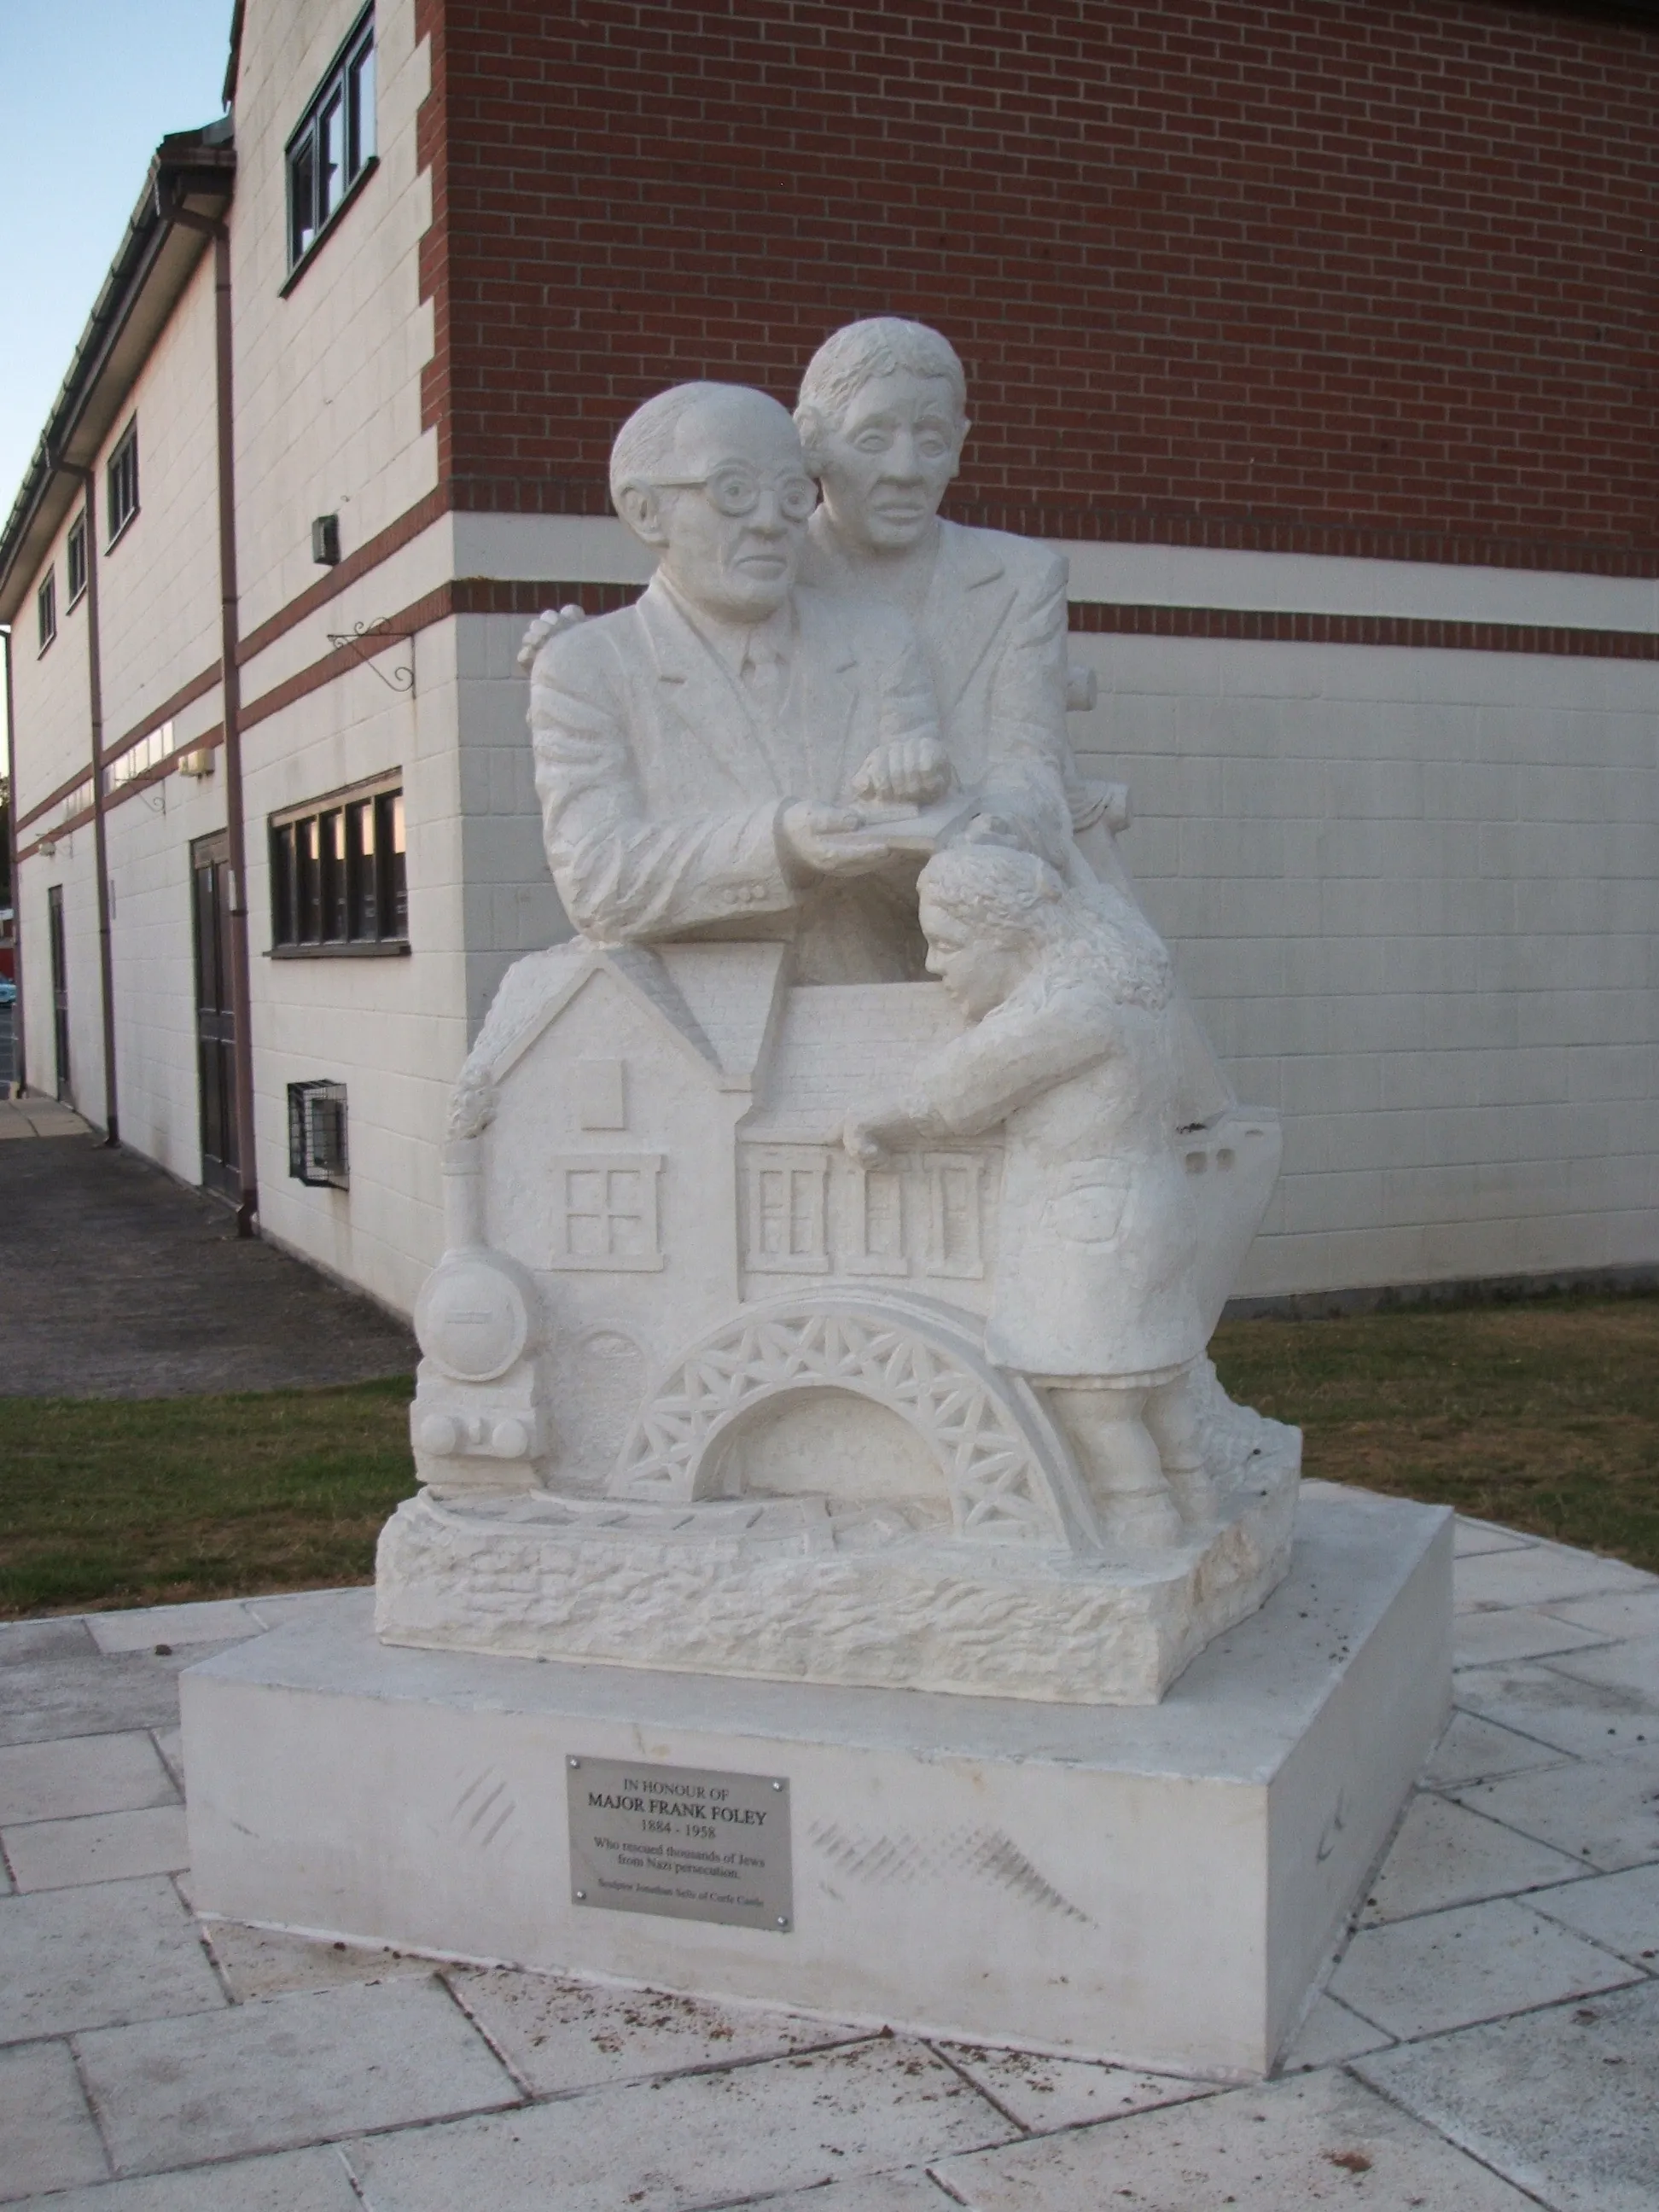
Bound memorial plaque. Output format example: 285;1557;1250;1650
567;1755;793;1932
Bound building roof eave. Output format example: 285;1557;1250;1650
0;122;236;626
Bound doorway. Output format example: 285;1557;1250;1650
191;834;239;1199
47;884;71;1103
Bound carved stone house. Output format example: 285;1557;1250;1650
3;0;1655;1314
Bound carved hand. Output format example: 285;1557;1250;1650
778;802;899;881
850;736;953;806
842;1099;927;1165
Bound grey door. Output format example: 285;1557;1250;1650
191;834;239;1199
47;884;70;1103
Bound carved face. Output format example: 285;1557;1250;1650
648;393;812;621
919;895;1031;1021
812;371;965;554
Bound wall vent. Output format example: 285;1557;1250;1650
288;1080;349;1188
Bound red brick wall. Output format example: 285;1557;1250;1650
419;0;1659;568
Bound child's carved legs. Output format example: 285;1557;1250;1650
1144;1366;1218;1528
1044;1382;1185;1551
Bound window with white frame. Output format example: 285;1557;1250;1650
287;7;376;273
66;513;87;606
37;569;55;653
107;421;138;544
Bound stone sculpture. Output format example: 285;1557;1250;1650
845;846;1212;1551
377;339;1299;1705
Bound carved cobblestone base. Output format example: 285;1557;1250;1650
375;1423;1300;1704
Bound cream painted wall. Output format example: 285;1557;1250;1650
230;0;435;637
1067;630;1659;1298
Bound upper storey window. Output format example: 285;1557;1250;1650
67;513;87;606
287;8;376;276
37;570;55;654
107;420;139;545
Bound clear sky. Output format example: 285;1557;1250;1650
0;0;236;520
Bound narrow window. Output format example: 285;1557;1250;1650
296;817;322;943
319;808;347;940
346;798;377;940
285;9;376;277
37;569;56;653
66;514;87;606
383;789;407;939
107;421;139;544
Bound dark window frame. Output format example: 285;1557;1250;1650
66;513;87;608
107;420;139;547
37;568;56;654
269;771;408;958
283;6;377;288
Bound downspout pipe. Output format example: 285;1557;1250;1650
58;463;119;1147
163;193;256;1235
2;623;22;1097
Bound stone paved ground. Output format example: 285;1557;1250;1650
2;1518;1655;2208
0;1124;413;1395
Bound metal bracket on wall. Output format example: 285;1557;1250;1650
326;619;415;694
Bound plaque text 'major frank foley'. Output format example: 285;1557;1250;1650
567;1755;795;1932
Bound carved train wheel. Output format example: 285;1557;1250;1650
609;1291;1097;1548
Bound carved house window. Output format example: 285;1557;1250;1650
549;1155;664;1272
745;1148;830;1273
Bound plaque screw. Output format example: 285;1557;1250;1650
568;1757;580;1769
772;1779;783;1790
574;1889;586;1901
777;1915;789;1928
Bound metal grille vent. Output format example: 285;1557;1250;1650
287;1080;349;1188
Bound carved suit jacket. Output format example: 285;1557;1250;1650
803;517;1075;869
530;576;939;968
913;965;1206;1382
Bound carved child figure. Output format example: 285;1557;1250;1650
843;844;1213;1550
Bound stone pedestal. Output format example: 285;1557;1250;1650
183;1482;1450;2081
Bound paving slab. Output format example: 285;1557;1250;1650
933;2064;1543;2211
27;2147;364;2210
0;1619;96;1661
0;1876;225;2043
149;1728;183;1793
1542;1633;1659;1706
447;1965;861;2096
1448;1748;1659;1871
1355;1980;1659;2212
203;1919;438;2003
0;1134;414;1396
73;1975;519;2175
1526;1862;1659;1966
242;1591;355;1630
1452;1521;1536;1559
0;1650;198;1748
0;1732;176;1825
1452;1659;1658;1758
1423;1709;1568;1788
1357;1792;1586;1924
939;2043;1218;2132
86;1602;263;1656
1452;1545;1655;1612
341;2037;1015;2212
741;2174;957;2209
4;1807;190;1893
1542;1586;1659;1640
1277;1993;1394;2071
1453;1606;1615;1668
1329;1896;1639;2040
0;2039;110;2202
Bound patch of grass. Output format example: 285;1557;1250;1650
0;1377;416;1617
1211;1292;1659;1574
3;1295;1656;1617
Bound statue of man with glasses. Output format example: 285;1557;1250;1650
527;381;949;981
